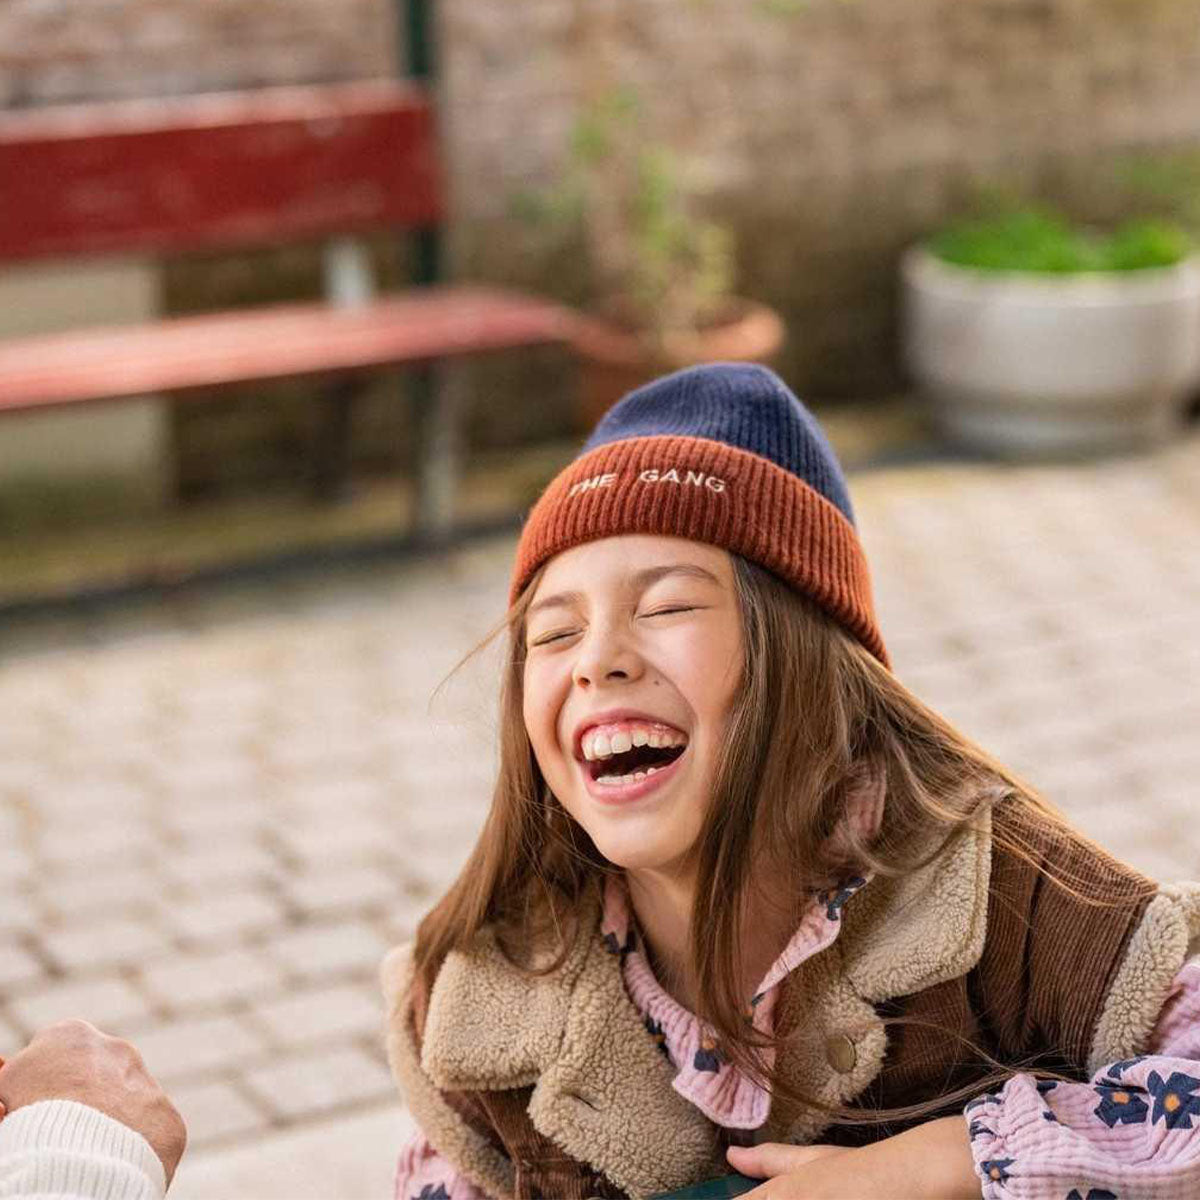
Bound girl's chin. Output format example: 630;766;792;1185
552;777;701;872
589;827;697;874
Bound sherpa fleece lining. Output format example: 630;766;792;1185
1088;881;1200;1074
381;944;517;1200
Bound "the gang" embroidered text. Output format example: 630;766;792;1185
566;467;728;499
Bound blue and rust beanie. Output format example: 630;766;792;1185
511;362;889;669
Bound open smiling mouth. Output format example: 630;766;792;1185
586;741;687;785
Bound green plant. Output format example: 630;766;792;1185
928;207;1192;273
513;88;735;353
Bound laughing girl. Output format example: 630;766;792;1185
382;363;1200;1199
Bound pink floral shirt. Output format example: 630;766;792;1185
395;881;1200;1200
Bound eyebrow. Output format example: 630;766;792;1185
527;563;723;619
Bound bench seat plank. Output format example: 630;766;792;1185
0;286;576;412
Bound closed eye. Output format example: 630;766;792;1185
530;606;698;646
531;629;577;646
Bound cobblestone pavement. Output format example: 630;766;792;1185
1;433;1199;1198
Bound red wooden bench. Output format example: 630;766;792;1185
0;79;576;541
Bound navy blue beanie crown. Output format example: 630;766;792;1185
513;363;887;667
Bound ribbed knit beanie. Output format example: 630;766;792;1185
510;362;889;669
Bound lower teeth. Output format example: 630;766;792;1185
597;765;661;786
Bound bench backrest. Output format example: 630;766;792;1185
0;80;442;263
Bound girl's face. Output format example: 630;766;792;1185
522;534;743;876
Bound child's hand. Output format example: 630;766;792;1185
725;1115;978;1199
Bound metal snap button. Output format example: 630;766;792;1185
825;1033;856;1073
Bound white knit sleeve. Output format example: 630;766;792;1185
0;1100;165;1200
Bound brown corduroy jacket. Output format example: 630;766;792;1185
382;807;1200;1200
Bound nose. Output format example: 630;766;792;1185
571;620;644;689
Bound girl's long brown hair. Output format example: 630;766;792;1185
412;550;1155;1129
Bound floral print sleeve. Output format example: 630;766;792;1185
964;956;1200;1199
394;1128;488;1200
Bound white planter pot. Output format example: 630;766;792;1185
901;246;1200;457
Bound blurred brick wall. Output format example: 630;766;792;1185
0;0;395;105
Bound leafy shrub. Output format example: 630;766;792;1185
928;208;1193;273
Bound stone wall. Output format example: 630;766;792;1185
0;0;395;107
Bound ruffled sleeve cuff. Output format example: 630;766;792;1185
394;1128;488;1200
964;1058;1200;1200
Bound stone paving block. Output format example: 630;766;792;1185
155;713;262;749
39;916;169;973
250;980;383;1049
169;891;282;945
275;778;389;817
37;866;166;921
1106;729;1200;780
281;865;399;916
0;762;61;802
267;920;391;982
0;891;40;935
160;795;268;841
165;843;280;891
399;799;489;852
0;938;45;990
36;827;157;874
146;759;266;807
0;804;22;839
168;1079;271;1148
130;1013;266;1083
395;851;468;905
27;779;153;822
151;708;245;742
46;747;160;786
266;743;382;788
0;718;52;757
138;947;283;1012
169;681;273;721
0;853;30;890
168;1101;406;1200
242;1044;396;1122
8;974;151;1036
273;820;395;867
1073;802;1194;883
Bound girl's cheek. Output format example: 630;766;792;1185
524;661;565;745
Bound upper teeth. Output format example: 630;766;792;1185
582;723;687;761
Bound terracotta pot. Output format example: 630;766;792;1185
570;298;787;430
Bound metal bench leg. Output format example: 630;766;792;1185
412;364;463;546
311;376;359;503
